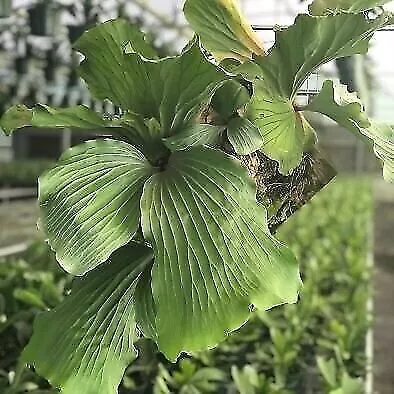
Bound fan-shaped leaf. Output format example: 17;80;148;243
141;147;301;360
247;82;316;174
76;21;227;134
22;243;154;394
39;139;155;275
75;19;162;116
237;11;391;173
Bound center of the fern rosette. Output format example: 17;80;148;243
152;151;171;171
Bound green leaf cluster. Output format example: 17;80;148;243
184;0;394;176
0;178;372;393
0;0;391;392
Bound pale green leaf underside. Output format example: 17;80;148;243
0;104;111;136
183;0;265;60
39;139;154;275
309;0;392;15
227;116;263;155
306;80;393;182
246;83;308;174
141;147;301;360
241;12;393;99
163;124;223;151
22;243;154;394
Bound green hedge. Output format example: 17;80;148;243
0;160;54;188
0;178;372;393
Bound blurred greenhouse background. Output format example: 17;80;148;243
0;1;393;393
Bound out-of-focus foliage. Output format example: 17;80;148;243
0;242;70;393
0;160;54;187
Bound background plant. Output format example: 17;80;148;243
0;160;54;188
0;0;391;393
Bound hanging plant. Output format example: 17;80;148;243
1;1;393;393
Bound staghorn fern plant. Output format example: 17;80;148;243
1;0;393;393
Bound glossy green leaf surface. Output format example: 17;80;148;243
39;139;154;275
77;22;227;136
163;124;223;151
183;0;265;60
141;147;301;360
22;243;154;394
309;0;392;15
227;116;262;155
0;105;111;136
